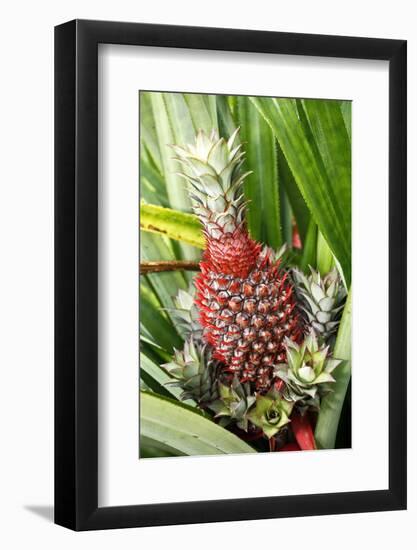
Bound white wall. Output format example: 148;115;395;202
0;1;414;548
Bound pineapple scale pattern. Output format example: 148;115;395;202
195;251;302;392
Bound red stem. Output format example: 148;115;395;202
291;413;317;450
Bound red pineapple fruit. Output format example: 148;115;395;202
173;129;302;392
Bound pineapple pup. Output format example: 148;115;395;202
164;129;345;450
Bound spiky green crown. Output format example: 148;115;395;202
162;338;218;404
274;330;342;411
248;389;293;439
172;128;251;238
292;267;346;342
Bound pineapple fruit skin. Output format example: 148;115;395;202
195;244;302;392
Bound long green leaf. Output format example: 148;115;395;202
149;92;192;211
250;97;351;286
279;186;293;246
300;218;318;272
140;160;169;207
301;99;351;250
183;93;218;131
140;436;186;458
140;227;186;347
237;97;282;248
216;95;237;137
140;282;183;352
139;92;163;173
149;93;197;262
340;101;352;142
140;203;204;249
141;230;188;311
315;289;352;449
140;352;196;405
140;392;256;456
140;338;171;367
316;231;335;275
277;143;310;246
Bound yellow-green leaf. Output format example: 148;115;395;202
140;203;204;249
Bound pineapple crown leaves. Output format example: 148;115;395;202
161;338;218;404
274;330;342;403
209;376;256;431
247;388;293;439
292;267;347;341
171;128;252;236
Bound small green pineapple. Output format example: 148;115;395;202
248;388;293;439
168;288;203;343
162;338;218;405
209;377;256;431
292;267;346;342
275;330;342;411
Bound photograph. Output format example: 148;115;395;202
139;91;351;457
0;0;410;543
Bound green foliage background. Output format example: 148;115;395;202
139;92;351;457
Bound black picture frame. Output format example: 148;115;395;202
55;19;407;531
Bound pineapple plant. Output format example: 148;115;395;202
248;388;293;439
209;377;256;431
275;331;343;412
167;287;203;343
172;129;303;393
292;267;346;343
139;92;351;456
162;338;219;405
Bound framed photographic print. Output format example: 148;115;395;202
55;19;407;530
